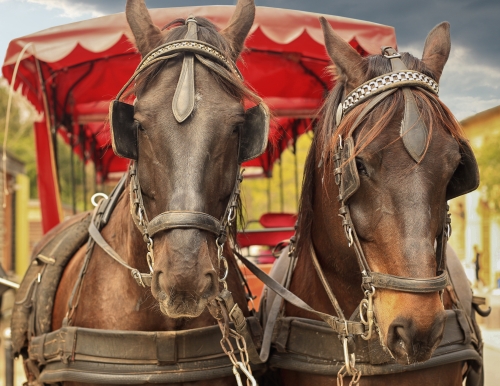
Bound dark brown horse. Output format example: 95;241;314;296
14;0;267;385
267;20;481;386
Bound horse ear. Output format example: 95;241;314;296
319;17;367;93
221;0;255;59
126;0;163;56
421;22;451;83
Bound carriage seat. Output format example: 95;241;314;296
236;212;296;262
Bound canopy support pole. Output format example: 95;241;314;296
292;119;300;211
68;120;76;214
50;82;60;192
279;156;284;213
34;58;63;233
91;135;98;195
80;124;87;212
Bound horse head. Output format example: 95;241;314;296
317;19;479;364
115;0;268;318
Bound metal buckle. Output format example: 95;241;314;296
383;52;401;59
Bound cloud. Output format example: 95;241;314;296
438;45;500;120
26;0;105;18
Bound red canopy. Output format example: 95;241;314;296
2;6;396;232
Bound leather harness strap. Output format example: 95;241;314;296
309;243;346;320
28;318;265;385
267;308;480;372
234;251;366;336
88;221;152;287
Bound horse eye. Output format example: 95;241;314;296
356;158;368;176
233;124;242;134
134;120;144;131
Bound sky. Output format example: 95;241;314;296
0;0;499;120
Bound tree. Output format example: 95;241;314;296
0;81;38;198
475;129;500;212
0;80;95;211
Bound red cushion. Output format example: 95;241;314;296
259;212;297;228
237;229;294;248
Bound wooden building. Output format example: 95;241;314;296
449;105;500;289
0;152;29;279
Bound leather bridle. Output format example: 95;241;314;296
331;47;450;298
128;162;243;287
93;19;265;384
101;18;251;287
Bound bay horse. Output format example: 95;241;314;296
259;19;482;386
12;0;268;385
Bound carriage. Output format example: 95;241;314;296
1;1;489;385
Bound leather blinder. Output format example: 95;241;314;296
446;139;480;200
109;100;137;160
239;103;270;164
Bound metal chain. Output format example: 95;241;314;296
337;363;361;386
215;299;257;386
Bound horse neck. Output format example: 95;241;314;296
287;144;363;319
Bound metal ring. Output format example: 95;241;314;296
216;236;225;248
91;193;108;207
218;255;229;282
228;207;236;223
342;336;356;376
359;299;369;325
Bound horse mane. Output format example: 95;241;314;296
296;51;468;256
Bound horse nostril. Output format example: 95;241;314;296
395;326;408;349
203;270;218;298
387;320;412;356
